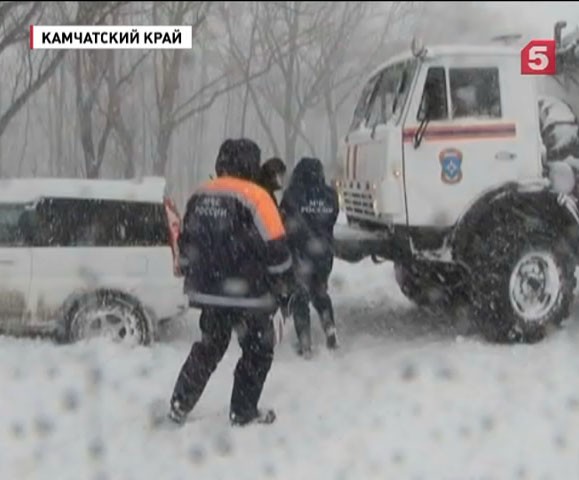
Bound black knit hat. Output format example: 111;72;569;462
215;138;261;181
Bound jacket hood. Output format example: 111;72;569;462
215;138;261;182
289;157;325;188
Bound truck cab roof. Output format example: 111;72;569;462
367;44;519;81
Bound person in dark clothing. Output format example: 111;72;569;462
257;157;291;339
258;157;287;206
168;138;295;427
279;157;340;357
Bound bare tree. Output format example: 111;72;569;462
151;1;275;176
69;2;148;178
0;1;125;143
319;2;417;173
74;48;111;178
219;1;280;155
236;1;406;169
73;46;147;178
47;63;68;176
108;6;147;179
252;1;315;167
0;2;65;142
16;100;31;175
152;1;210;176
107;54;139;179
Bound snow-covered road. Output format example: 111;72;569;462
3;258;579;480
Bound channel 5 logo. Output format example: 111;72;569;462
521;39;557;75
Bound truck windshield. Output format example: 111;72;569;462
349;59;418;133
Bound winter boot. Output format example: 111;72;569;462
167;399;188;426
325;326;339;350
297;331;313;359
230;409;276;427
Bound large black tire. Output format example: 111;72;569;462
394;261;469;313
65;291;152;346
469;224;576;344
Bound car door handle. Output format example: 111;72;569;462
495;151;517;161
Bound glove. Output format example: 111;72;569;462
273;293;296;346
273;310;286;346
278;292;295;321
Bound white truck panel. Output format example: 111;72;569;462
401;53;543;227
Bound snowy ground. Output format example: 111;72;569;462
3;257;579;480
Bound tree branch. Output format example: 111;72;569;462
247;81;280;156
173;53;276;126
96;115;113;170
115;51;149;88
0;49;66;138
0;2;41;57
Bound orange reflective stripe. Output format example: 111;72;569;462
201;176;286;240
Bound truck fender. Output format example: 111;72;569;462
449;180;579;263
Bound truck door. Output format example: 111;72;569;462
342;60;417;226
402;55;541;228
342;71;383;221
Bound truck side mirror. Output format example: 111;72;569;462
417;94;434;123
548;161;575;194
414;100;433;149
554;20;567;48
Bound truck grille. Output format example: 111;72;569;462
343;189;375;218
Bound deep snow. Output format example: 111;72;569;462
3;257;579;480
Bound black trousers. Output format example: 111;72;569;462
292;255;336;343
170;307;275;419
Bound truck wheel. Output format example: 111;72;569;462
469;227;576;344
394;262;469;313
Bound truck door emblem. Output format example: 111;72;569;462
439;148;463;184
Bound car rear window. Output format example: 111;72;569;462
33;197;170;248
0;203;31;247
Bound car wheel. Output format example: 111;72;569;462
67;291;151;346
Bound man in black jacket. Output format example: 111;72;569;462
280;157;340;357
168;138;295;427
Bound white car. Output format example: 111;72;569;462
0;176;188;346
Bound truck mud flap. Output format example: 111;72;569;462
333;223;404;263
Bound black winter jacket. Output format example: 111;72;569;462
280;158;339;275
179;140;293;312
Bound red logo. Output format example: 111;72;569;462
521;39;556;75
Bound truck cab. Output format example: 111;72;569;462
340;44;543;234
335;37;579;345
